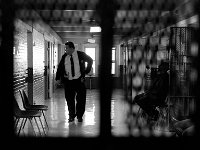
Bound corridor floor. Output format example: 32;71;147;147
17;88;175;137
45;88;129;137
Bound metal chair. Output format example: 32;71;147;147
153;103;170;130
13;97;45;136
19;90;49;130
135;98;170;130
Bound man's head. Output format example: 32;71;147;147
158;61;169;73
146;65;150;70
65;41;75;55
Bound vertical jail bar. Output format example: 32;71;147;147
194;0;200;136
97;0;116;137
1;0;15;136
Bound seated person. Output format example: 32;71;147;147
133;61;169;121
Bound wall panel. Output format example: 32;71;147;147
13;20;28;95
33;29;45;104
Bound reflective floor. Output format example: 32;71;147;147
16;88;175;137
46;88;100;137
16;88;130;137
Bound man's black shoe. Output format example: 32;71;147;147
77;118;83;122
68;118;74;122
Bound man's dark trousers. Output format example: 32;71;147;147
64;77;86;119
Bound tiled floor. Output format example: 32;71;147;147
15;88;175;137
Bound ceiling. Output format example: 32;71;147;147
15;0;187;42
38;10;101;40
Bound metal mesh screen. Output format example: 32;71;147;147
0;0;199;139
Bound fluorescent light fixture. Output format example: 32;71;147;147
90;26;101;32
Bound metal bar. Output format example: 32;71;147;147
97;0;116;137
1;0;15;137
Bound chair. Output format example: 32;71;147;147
135;98;170;130
19;90;49;130
135;107;148;127
13;97;46;136
153;102;170;130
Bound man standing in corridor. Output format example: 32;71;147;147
56;41;93;123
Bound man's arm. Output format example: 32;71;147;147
55;54;66;81
55;60;62;81
84;53;93;74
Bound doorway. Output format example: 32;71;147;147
44;41;50;99
27;31;33;104
83;44;99;89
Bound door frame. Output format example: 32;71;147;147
27;30;33;104
44;40;50;99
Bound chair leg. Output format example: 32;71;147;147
28;118;36;136
153;107;169;131
20;118;27;136
165;107;169;129
135;107;141;125
17;118;27;136
38;117;47;136
163;107;169;128
33;117;42;136
14;118;20;135
22;118;27;129
14;118;20;131
42;111;49;130
21;118;28;136
136;107;148;127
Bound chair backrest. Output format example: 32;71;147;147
13;97;22;116
23;90;32;107
19;90;26;108
19;90;31;109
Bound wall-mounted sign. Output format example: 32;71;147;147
88;38;95;43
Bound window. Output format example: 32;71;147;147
112;47;116;74
85;47;95;75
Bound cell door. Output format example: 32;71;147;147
169;27;194;96
169;27;196;119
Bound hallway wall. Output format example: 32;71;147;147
13;19;63;107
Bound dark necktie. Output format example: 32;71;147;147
70;55;75;77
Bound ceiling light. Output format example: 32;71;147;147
90;26;101;32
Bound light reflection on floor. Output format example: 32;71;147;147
20;88;129;137
16;88;174;137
